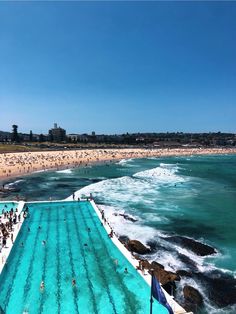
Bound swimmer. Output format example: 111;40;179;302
113;259;118;269
124;267;128;274
42;240;46;246
72;278;76;286
40;281;45;290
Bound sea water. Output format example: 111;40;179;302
1;154;236;313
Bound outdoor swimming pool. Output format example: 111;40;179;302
0;201;168;314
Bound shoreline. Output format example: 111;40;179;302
1;147;236;182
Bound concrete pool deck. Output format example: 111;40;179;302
0;201;25;274
0;199;191;314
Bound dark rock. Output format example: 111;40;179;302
183;285;203;311
140;259;152;269
118;213;137;222
146;240;172;254
118;235;129;244
164;236;217;256
127;240;151;254
176;270;192;278
162;281;176;296
150;261;180;286
195;270;236;307
151;261;165;270
177;253;198;272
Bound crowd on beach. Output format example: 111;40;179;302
1;147;236;181
0;203;23;256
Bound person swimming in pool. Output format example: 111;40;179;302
40;281;45;290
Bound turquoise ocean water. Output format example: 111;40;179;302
1;154;236;313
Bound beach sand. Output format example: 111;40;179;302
0;147;236;181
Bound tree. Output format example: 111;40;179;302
29;130;33;142
11;125;19;142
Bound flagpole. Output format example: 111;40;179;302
150;269;154;314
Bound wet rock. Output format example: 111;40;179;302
183;285;203;312
151;261;165;270
118;213;138;222
118;235;129;244
140;259;152;269
195;270;236;307
162;281;176;296
127;240;151;254
177;253;198;272
176;270;192;277
165;236;217;256
146;240;172;254
150;261;180;286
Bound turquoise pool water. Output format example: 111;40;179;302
0;201;168;314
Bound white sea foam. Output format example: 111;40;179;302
33;169;49;173
75;176;157;204
98;204;163;244
117;158;134;165
56;169;72;174
7;179;25;186
133;164;186;184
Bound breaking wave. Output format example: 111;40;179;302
56;169;73;174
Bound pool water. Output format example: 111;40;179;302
0;201;168;314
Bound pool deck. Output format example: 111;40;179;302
0;201;25;274
0;199;192;314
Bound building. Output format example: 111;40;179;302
48;123;66;142
67;134;80;142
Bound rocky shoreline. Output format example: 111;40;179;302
118;235;236;313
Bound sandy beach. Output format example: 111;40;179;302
0;147;236;181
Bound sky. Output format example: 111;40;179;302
0;1;236;134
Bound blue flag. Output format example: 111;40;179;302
151;274;174;314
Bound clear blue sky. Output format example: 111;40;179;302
0;1;236;134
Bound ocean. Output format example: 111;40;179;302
1;154;236;313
